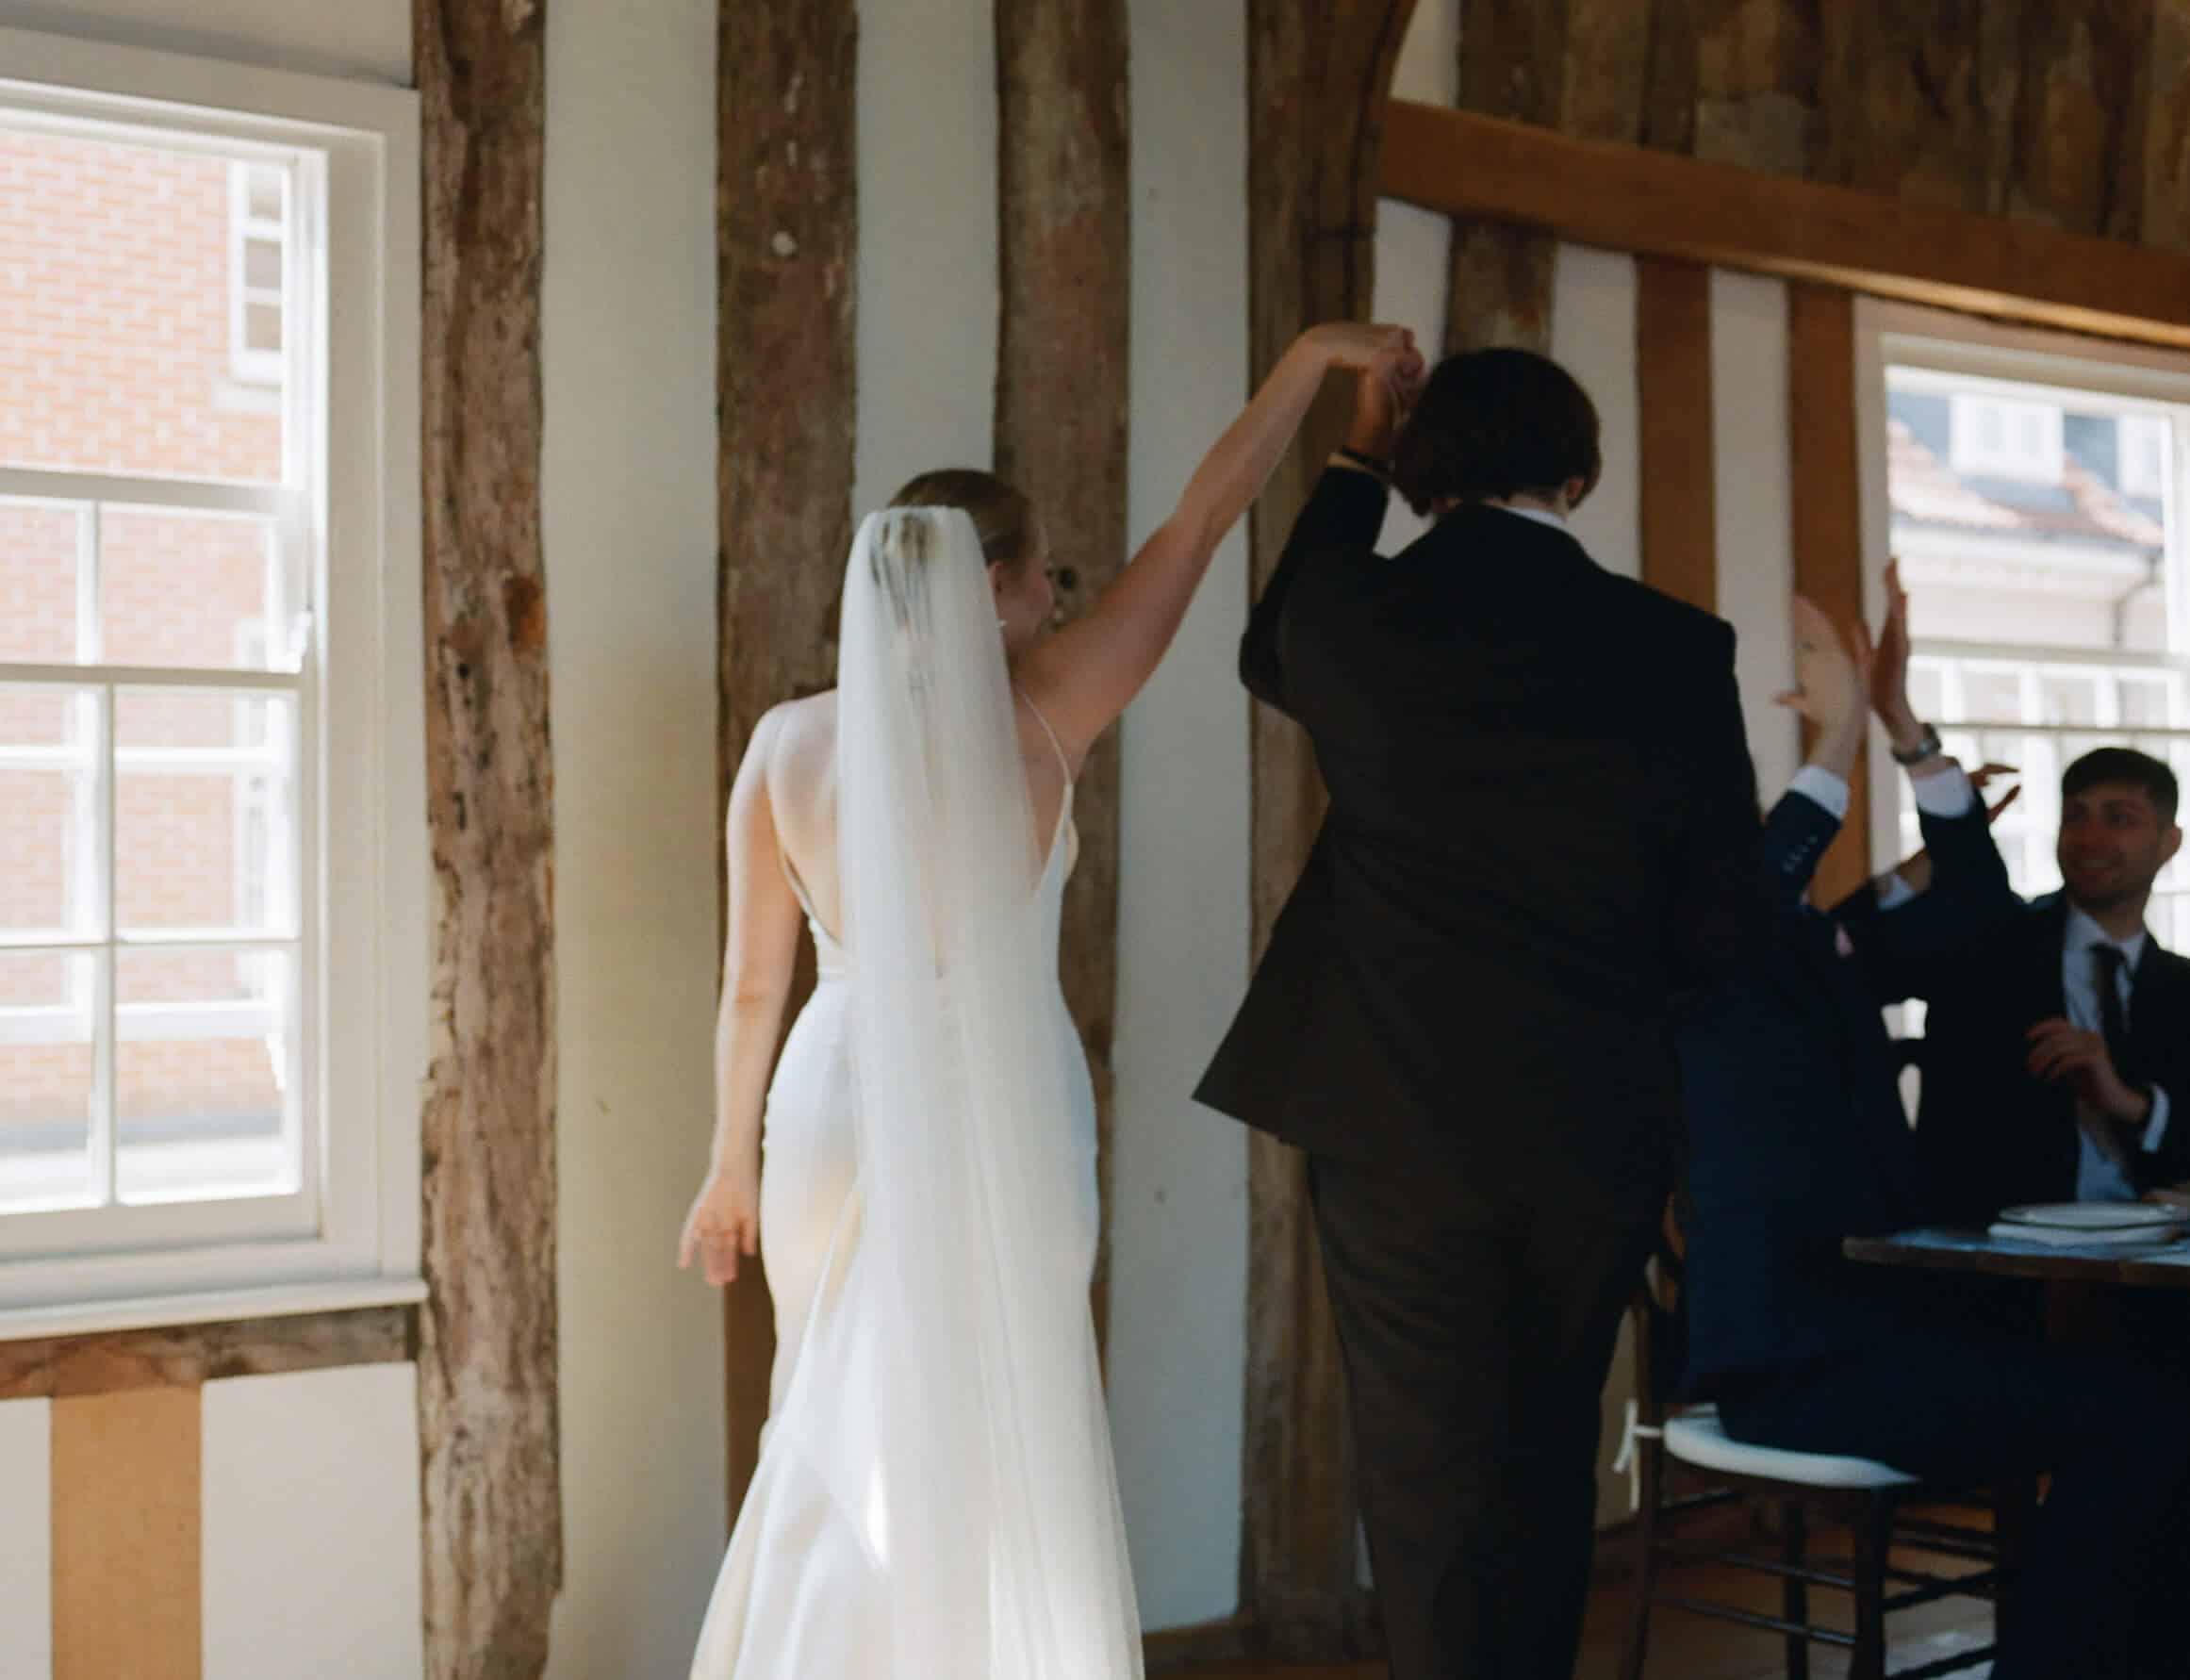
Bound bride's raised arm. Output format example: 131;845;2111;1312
1014;321;1419;766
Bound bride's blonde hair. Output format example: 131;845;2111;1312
889;469;1039;574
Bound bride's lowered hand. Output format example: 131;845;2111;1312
680;1151;761;1288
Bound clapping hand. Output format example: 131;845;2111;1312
1776;596;1872;733
2027;1019;2152;1128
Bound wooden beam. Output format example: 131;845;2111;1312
1379;99;2190;350
1787;284;1872;906
717;0;858;1525
994;0;1129;1354
1635;256;1716;614
0;1307;413;1402
1243;0;1416;1659
413;1;560;1673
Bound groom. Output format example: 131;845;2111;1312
1198;347;1762;1677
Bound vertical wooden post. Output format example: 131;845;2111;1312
993;0;1130;1351
414;0;560;1672
1243;0;1416;1657
1636;255;1717;614
716;0;860;1522
1787;282;1872;904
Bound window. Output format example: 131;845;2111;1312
1950;393;2065;483
1863;306;2190;956
0;31;422;1332
2121;414;2172;500
227;160;288;391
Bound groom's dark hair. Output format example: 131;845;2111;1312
1390;348;1602;518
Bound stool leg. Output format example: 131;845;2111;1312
1781;1501;1810;1680
1850;1497;1894;1680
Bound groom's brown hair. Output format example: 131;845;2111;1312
1390;348;1602;519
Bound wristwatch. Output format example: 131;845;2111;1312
1890;722;1943;766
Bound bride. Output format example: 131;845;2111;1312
679;321;1423;1677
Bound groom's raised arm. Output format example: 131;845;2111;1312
1240;461;1387;716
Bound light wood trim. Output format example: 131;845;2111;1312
1379;100;2190;352
1787;284;1873;905
1636;256;1717;613
53;1386;200;1680
0;1305;412;1402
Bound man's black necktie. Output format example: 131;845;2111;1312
2094;944;2132;1074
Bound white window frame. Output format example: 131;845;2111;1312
2121;413;2173;501
1948;391;2065;484
1855;301;2190;952
0;29;424;1339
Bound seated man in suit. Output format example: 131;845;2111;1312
1677;578;2190;1680
1913;744;2190;1223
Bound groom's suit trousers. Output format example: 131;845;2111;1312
1309;1140;1668;1680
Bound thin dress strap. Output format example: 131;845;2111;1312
1013;686;1073;785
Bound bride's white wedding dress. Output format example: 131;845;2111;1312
690;507;1140;1680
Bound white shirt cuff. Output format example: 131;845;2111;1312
2143;1085;2172;1155
1874;872;1917;912
1788;766;1850;821
1909;762;1975;819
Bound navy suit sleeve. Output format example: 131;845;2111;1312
1667;621;1765;993
1833;798;2018;1006
1760;787;1842;914
1239;467;1388;717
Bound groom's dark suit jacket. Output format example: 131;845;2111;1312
1196;469;1762;1170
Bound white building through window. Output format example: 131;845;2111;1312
1949;392;2066;484
0;31;423;1332
1865;307;2190;962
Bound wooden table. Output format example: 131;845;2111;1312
1844;1227;2190;1290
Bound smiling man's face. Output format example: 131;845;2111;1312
2057;781;2183;917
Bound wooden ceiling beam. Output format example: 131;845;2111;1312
1379;98;2190;351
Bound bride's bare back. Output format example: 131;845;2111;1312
763;687;1074;944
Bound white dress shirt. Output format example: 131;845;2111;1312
2062;908;2173;1203
1489;502;1569;534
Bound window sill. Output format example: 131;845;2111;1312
0;1274;426;1344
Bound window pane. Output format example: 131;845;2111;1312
0;684;100;941
2038;673;2099;727
0;951;97;1214
2118;677;2176;729
99;507;283;672
0;127;284;483
115;689;296;937
1958;669;2024;723
0;500;83;662
116;947;292;1204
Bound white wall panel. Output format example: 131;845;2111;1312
201;1365;423;1680
1711;271;1800;797
0;0;408;83
0;1398;50;1680
539;0;727;1672
1108;0;1252;1631
1552;244;1642;581
852;0;998;519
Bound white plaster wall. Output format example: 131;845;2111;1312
202;1365;425;1680
1373;0;1457;555
0;0;407;83
1712;271;1800;796
851;0;998;519
539;0;727;1673
0;1398;50;1680
1105;0;1252;1631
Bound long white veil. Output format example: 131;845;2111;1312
782;505;1143;1676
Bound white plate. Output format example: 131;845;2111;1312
1999;1202;2190;1232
